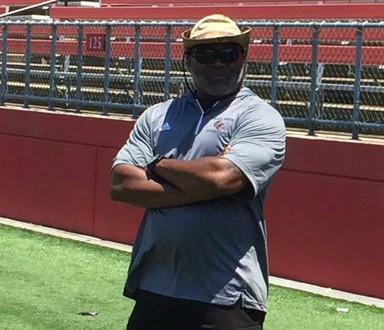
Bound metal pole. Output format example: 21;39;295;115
352;27;363;140
24;23;32;109
48;23;57;111
308;25;320;136
271;25;280;110
0;24;8;106
133;25;142;118
102;24;112;116
164;25;172;101
75;24;84;113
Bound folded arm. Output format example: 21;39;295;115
110;163;199;208
110;155;250;208
149;156;249;201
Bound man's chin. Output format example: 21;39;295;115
205;85;238;97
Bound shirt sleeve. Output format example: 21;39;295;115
112;108;154;169
223;104;286;199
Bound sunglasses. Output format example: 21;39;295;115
188;46;243;64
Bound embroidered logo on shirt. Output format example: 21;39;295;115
213;120;225;131
159;122;171;131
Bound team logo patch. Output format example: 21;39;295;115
213;120;225;131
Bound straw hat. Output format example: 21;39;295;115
182;14;251;52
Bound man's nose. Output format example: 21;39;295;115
212;57;226;66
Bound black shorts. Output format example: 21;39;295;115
127;290;265;330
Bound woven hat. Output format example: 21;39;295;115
182;14;251;52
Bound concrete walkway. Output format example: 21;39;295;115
1;216;383;309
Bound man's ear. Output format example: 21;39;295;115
184;53;192;72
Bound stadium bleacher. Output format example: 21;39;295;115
0;0;383;135
49;2;384;20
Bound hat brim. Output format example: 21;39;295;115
182;27;251;52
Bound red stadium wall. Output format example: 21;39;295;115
0;106;144;244
266;136;384;300
0;106;383;299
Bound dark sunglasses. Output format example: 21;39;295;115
188;46;243;64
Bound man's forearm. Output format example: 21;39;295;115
111;164;199;208
154;157;247;201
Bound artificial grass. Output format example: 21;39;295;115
0;224;133;330
1;224;383;330
267;286;384;329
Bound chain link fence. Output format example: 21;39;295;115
1;20;384;139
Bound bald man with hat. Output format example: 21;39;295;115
111;14;286;330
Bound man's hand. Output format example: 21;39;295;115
218;145;232;157
145;165;166;183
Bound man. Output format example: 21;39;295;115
111;14;286;330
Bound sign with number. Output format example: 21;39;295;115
85;34;106;52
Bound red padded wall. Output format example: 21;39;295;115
0;133;96;233
94;146;144;244
0;106;142;241
1;106;383;299
266;137;384;299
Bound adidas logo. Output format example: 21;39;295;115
160;122;171;131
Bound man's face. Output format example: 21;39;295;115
186;43;247;99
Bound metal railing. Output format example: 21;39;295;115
0;0;58;19
1;19;384;139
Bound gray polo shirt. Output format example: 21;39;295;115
113;87;286;312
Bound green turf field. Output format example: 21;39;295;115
1;224;383;330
